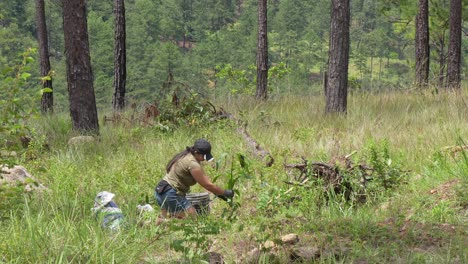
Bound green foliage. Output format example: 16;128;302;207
5;0;465;108
168;216;222;262
157;91;215;128
456;178;468;210
0;181;28;221
0;49;49;227
365;140;408;190
453;141;468;210
0;48;38;146
340;140;410;203
215;63;255;95
87;9;114;106
213;153;249;221
215;62;291;96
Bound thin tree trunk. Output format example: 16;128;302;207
415;0;430;88
112;0;126;111
437;36;446;88
325;0;350;113
446;0;462;89
370;56;373;88
379;57;382;81
255;0;268;100
36;0;53;113
63;0;99;132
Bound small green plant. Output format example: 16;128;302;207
22;128;48;160
339;140;410;203
257;184;281;211
168;216;222;262
428;200;458;223
217;153;251;221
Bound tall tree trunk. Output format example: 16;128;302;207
415;0;430;88
437;35;446;88
36;0;53;113
112;0;126;111
255;0;268;100
446;0;462;89
63;0;99;132
325;0;350;113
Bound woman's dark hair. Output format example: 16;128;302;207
166;146;196;173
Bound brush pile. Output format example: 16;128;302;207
283;151;409;203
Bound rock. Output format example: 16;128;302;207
262;240;276;250
321;245;351;260
244;248;261;263
208;251;224;264
0;150;17;157
68;136;95;146
0;165;47;192
379;201;390;211
290;246;320;262
281;233;299;245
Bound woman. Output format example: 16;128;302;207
155;139;234;219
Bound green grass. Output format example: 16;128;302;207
1;90;467;263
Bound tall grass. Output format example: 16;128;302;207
1;90;467;263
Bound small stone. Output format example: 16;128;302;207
262;240;276;250
244;248;260;263
208;251;224;264
0;150;17;157
290;246;320;261
68;136;95;146
0;165;47;192
281;233;299;245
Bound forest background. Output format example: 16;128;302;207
1;0;467;109
0;0;467;263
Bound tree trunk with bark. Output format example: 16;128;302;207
63;0;99;132
415;0;429;88
36;0;53;113
446;0;462;89
112;0;127;111
325;0;350;114
434;32;446;88
255;0;268;100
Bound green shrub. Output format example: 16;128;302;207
342;139;410;203
0;48;38;146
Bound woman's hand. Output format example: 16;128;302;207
217;189;234;201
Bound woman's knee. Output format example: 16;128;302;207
186;206;197;216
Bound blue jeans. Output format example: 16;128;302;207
155;188;192;215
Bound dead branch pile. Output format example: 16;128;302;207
284;153;374;201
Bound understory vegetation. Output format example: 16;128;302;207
1;90;467;263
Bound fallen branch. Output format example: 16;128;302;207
237;125;274;167
215;107;274;167
283;178;310;187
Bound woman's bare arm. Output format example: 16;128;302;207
190;167;224;195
